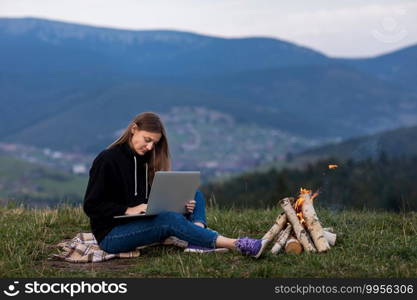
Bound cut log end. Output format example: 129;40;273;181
285;235;302;255
323;230;337;247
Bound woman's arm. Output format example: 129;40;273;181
83;156;128;219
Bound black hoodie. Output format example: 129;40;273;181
83;142;150;243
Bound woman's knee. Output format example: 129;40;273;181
156;211;186;224
99;238;121;254
195;189;205;203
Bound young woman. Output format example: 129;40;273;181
83;112;267;258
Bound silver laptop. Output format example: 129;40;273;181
114;171;200;219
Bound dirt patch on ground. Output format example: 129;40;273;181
44;257;140;272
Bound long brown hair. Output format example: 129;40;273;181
108;112;171;184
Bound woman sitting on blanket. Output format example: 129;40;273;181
83;112;267;258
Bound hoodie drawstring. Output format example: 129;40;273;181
133;156;148;200
134;156;138;196
145;163;148;200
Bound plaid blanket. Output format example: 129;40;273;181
51;233;188;263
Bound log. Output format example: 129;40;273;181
271;223;292;254
280;197;316;252
323;230;336;246
285;234;303;254
300;192;330;252
253;212;287;257
262;212;287;242
323;227;334;233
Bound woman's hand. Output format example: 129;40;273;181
125;204;148;215
185;200;196;214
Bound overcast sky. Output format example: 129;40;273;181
1;0;417;57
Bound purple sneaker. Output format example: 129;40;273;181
235;237;268;258
184;244;229;253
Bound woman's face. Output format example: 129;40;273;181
130;126;162;156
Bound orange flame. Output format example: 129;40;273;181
328;164;338;169
293;188;319;226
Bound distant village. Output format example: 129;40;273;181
0;107;323;180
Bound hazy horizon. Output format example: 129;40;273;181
1;0;417;58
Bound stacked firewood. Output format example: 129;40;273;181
261;188;336;254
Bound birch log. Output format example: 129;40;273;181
323;230;336;246
323;227;334;233
285;234;303;254
271;223;292;254
280;197;316;252
300;192;330;252
262;212;287;242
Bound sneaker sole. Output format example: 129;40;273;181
253;239;269;259
184;248;229;253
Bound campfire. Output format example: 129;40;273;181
262;188;336;254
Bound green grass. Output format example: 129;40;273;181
0;154;87;204
0;205;416;278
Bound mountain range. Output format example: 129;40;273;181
295;124;417;163
1;17;416;157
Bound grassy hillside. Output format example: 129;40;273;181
203;156;417;211
253;124;417;175
296;125;417;162
0;154;87;206
0;205;416;277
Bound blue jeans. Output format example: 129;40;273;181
99;190;218;253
